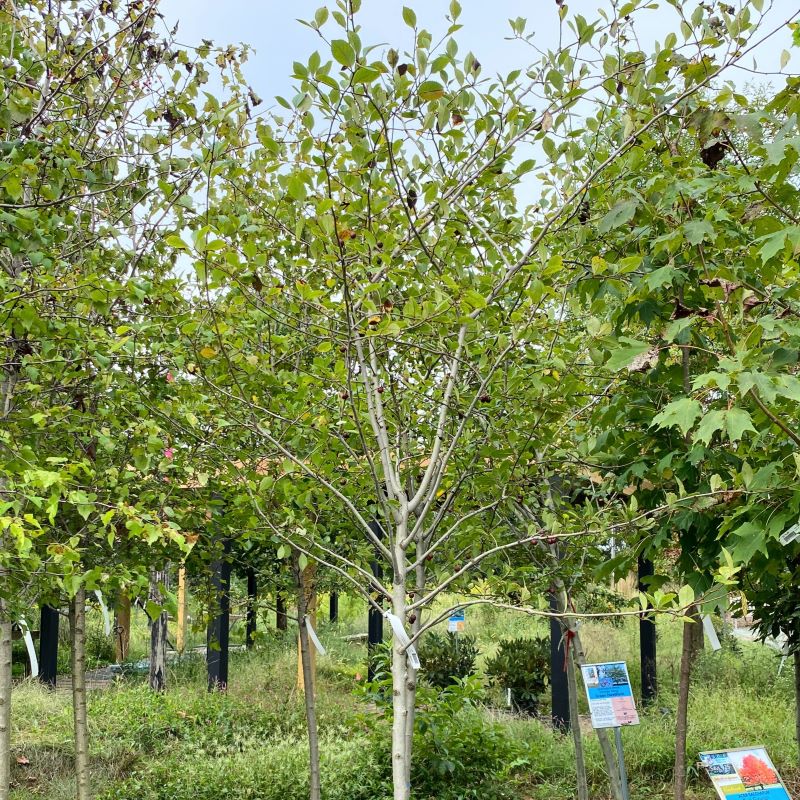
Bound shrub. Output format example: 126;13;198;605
417;632;479;689
86;622;116;667
412;677;527;800
485;636;549;714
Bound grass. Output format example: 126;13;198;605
8;596;798;800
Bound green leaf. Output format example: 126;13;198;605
331;39;356;67
678;584;695;610
724;407;756;442
683;219;714;245
606;337;649;371
402;6;417;26
314;6;329;27
664;316;693;342
758;229;787;263
166;235;188;250
651;397;702;436
645;265;677;290
597;200;638;233
418;81;445;101
145;600;163;622
287;175;308;201
730;521;767;564
353;66;380;83
694;410;725;445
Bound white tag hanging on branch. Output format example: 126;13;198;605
18;617;39;678
95;590;112;636
384;612;420;670
702;614;722;651
304;615;326;656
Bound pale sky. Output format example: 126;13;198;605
159;0;798;105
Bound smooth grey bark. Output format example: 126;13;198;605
390;578;410;800
70;587;90;800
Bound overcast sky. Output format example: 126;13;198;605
159;0;798;106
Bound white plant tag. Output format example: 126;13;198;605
18;618;39;678
702;614;722;651
95;590;112;636
304;616;326;655
779;522;800;546
384;612;420;670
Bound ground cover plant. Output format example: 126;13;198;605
6;606;798;800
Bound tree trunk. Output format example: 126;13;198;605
114;590;130;663
402;561;425;791
689;611;705;656
176;566;187;654
296;562;316;692
0;370;17;800
673;611;695;800
567;644;589;800
391;580;411;800
550;597;570;730
70;587;90;800
0;609;11;800
297;560;321;800
148;567;169;692
276;594;287;631
794;649;799;768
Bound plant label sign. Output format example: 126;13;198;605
699;747;792;800
580;661;639;728
447;609;465;633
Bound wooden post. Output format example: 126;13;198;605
148;567;169;691
176;565;187;654
297;562;317;692
329;592;339;624
638;554;657;704
39;604;59;689
246;568;257;648
550;593;570;730
114;590;130;663
207;540;231;691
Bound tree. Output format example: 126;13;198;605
162;3;791;799
0;0;249;794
